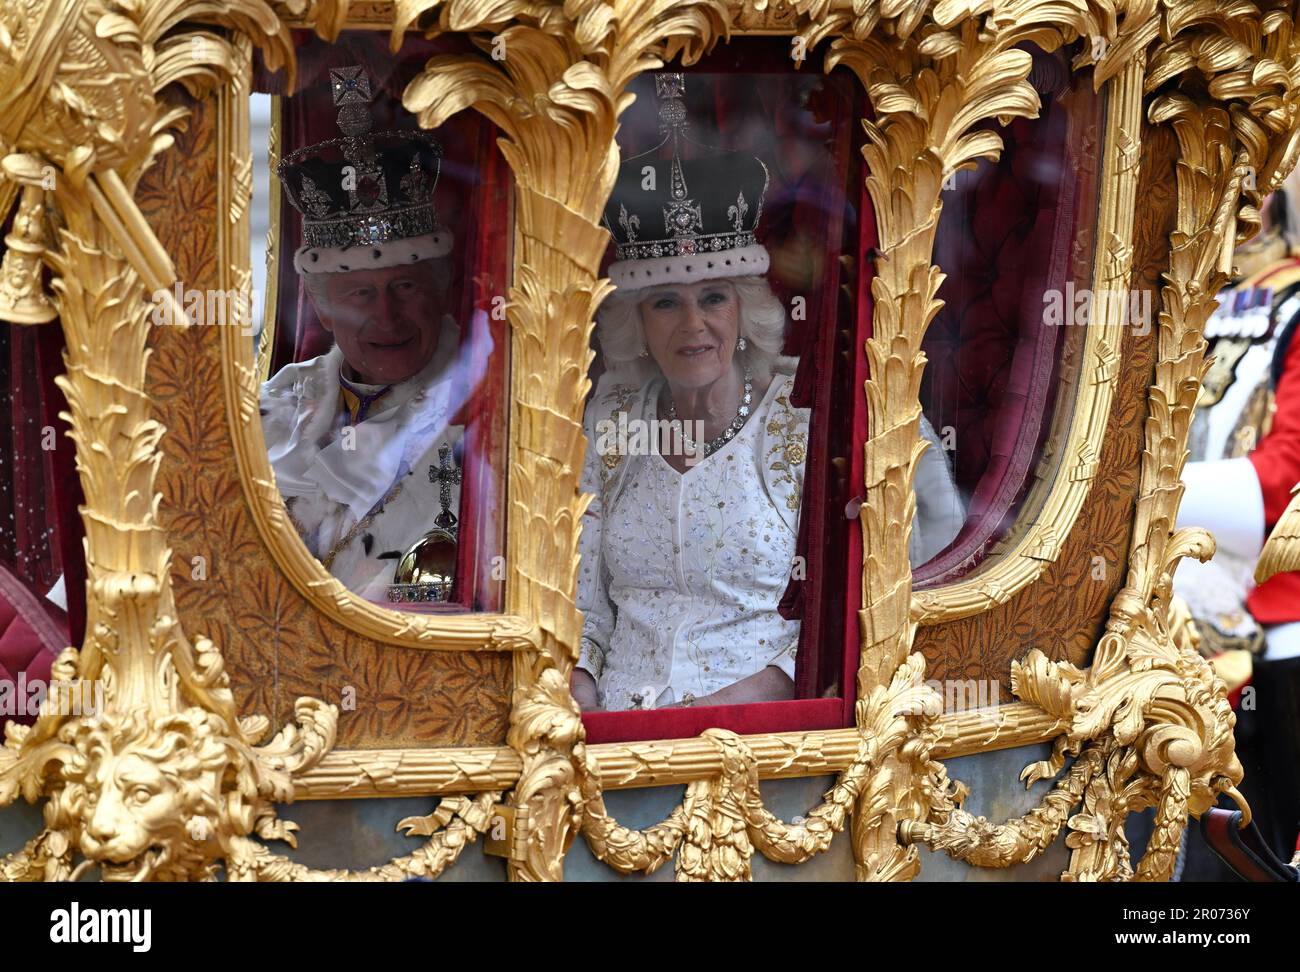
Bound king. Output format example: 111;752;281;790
260;65;473;603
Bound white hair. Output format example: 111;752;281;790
594;275;796;388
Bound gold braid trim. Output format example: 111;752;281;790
576;654;944;880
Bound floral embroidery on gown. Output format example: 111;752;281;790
578;373;806;711
576;368;964;711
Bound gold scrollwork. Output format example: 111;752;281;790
907;2;1300;881
819;0;1100;881
219;43;540;654
393;0;735;880
3;0;1300;884
548;0;1076;884
912;41;1131;624
1257;482;1300;582
0;0;347;883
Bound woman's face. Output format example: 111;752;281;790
637;279;742;389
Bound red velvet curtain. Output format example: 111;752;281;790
0;308;85;648
254;31;510;612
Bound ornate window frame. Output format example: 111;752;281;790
910;73;1128;622
220;48;532;652
1;0;1296;883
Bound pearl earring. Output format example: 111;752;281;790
736;337;747;351
638;346;650;358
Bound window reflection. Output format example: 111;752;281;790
254;34;509;612
914;48;1101;587
574;69;963;714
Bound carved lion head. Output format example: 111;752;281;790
50;709;236;881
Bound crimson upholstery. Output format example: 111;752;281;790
0;321;87;630
0;560;67;727
583;696;844;745
0;219;84;729
0;205;77;738
589;48;1093;741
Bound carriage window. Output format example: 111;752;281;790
574;44;1103;732
913;49;1102;588
576;50;870;724
251;31;510;613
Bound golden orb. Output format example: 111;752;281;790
387;527;457;603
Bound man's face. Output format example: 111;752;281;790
308;260;448;385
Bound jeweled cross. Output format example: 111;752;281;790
429;443;461;530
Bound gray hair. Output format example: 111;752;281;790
594;275;796;388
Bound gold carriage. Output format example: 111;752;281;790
1;0;1299;885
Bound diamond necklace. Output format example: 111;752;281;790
664;367;753;458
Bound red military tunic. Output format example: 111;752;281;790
1248;328;1300;622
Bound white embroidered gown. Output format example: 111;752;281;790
260;319;469;601
577;370;964;712
578;373;808;710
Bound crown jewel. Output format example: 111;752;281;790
278;66;445;255
603;73;770;287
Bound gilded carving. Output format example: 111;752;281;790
0;168;57;323
392;0;737;880
910;2;1300;880
1257;482;1300;581
0;0;340;883
223;792;502;880
913;116;1171;694
818;1;1099;880
576;655;942;881
197;69;511;749
3;0;1300;884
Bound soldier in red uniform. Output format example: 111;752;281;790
1237;293;1300;864
1175;191;1300;876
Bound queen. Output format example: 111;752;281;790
572;76;962;713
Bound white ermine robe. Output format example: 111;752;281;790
260;320;466;602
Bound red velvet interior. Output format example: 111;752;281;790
0;560;67;727
586;47;1099;742
583;696;844;745
0;288;76;726
0;261;87;647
